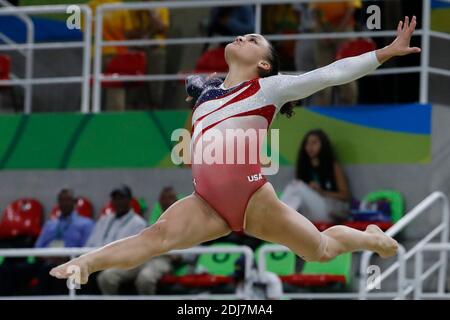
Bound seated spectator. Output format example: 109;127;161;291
133;187;183;295
86;185;146;294
310;1;362;105
280;129;350;223
262;4;300;70
126;0;170;109
148;186;178;225
35;189;93;249
203;6;255;52
93;185;185;295
87;0;143;111
0;189;94;296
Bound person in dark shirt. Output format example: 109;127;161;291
280;129;351;222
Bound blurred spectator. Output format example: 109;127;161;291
158;186;177;213
86;185;146;294
310;1;362;105
126;0;170;109
35;190;93;249
133;186;181;295
262;4;300;70
94;185;184;295
293;4;317;100
88;185;174;295
86;185;147;248
0;189;94;296
148;186;177;225
280;129;350;223
203;6;255;52
88;0;144;111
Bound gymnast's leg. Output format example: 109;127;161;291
244;182;398;262
50;194;231;284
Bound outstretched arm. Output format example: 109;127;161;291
261;16;420;106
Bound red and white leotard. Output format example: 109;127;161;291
186;50;381;231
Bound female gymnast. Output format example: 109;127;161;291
50;16;420;285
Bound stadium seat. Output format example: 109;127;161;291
177;47;228;85
0;199;43;273
0;54;18;111
313;189;404;232
335;38;377;60
50;197;94;219
159;242;239;289
100;197;143;216
256;243;351;288
0;54;11;82
255;247;296;276
295;253;351;286
362;190;405;223
196;242;241;276
102;51;147;88
0;198;43;239
194;47;228;74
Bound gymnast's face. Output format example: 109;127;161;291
305;134;322;159
225;34;271;74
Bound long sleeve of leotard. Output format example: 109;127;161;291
259;50;381;107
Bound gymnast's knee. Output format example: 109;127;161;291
302;234;335;263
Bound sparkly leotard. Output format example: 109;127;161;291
186;51;381;231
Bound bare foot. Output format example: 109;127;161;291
365;224;399;258
49;258;90;285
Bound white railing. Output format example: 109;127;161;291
0;192;449;300
0;0;449;112
0;245;254;300
255;192;450;299
91;0;450;112
0;5;92;113
359;191;449;299
0;0;33;113
414;243;450;299
257;242;408;299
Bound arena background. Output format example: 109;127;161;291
0;0;449;300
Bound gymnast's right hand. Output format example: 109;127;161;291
49;258;90;285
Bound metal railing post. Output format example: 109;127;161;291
396;245;407;299
437;195;449;294
92;6;103;113
254;4;262;34
23;17;33;114
419;0;431;104
0;0;35;113
81;6;92;113
414;249;423;300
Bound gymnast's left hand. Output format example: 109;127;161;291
375;16;421;64
390;16;420;56
387;16;421;56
